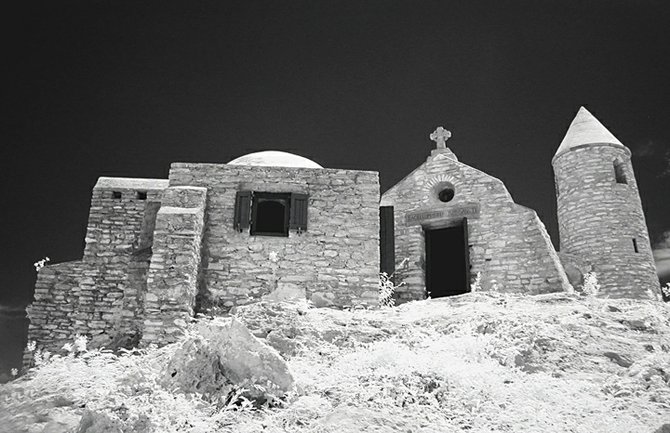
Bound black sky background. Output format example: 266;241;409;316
1;0;670;374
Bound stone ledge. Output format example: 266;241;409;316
94;177;170;190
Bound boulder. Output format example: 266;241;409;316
603;351;634;368
266;330;299;357
162;335;230;402
38;409;81;433
75;410;123;433
163;317;295;405
201;318;295;402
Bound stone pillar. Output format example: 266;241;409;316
142;186;208;344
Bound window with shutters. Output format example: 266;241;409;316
234;191;309;236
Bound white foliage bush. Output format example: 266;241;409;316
3;294;669;433
470;272;482;292
582;271;600;297
378;258;408;307
378;273;397;307
7;335;252;432
661;283;670;300
33;257;50;272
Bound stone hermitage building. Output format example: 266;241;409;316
26;107;660;357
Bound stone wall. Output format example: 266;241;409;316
25;178;169;364
25;261;84;364
25;165;381;360
168;163;380;311
553;144;660;298
76;178;169;344
381;149;570;302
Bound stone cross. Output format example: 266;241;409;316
430;126;452;150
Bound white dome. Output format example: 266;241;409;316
227;150;323;169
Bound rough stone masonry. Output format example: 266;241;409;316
381;132;571;302
26;156;380;362
25;107;661;365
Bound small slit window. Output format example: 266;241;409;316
112;191;122;199
136;191;147;200
614;160;627;184
632;238;639;253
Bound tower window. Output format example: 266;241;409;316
632;238;639;253
614;160;627;184
112;191;122;199
136;191;147;200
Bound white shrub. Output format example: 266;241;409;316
582;272;600;297
470;272;482;292
661;283;670;300
33;257;50;272
378;273;397;307
378;258;408;307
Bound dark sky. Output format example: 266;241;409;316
2;0;670;310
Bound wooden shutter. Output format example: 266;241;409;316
289;193;309;232
234;191;252;231
463;217;471;290
380;206;395;276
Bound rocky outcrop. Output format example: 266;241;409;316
3;293;669;433
163;317;294;405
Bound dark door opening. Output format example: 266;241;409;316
425;218;470;298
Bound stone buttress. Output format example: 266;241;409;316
142;186;207;344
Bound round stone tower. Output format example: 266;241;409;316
552;106;659;298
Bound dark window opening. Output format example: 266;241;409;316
633;238;639;253
112;191;122;199
438;187;455;202
136;191;147;200
614;160;627;184
251;193;290;237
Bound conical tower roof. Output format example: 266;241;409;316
554;106;624;158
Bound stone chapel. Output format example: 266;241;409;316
25;106;660;360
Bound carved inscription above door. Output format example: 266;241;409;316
405;203;480;226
